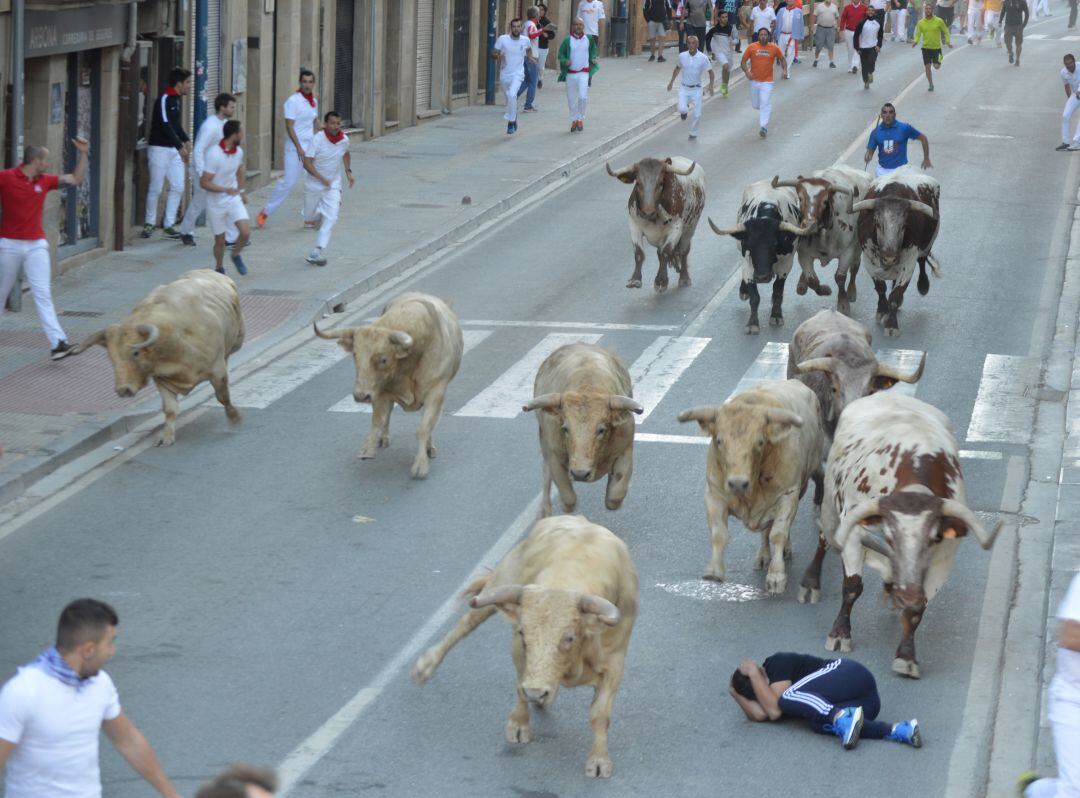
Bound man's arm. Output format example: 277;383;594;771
747;668;783;720
1061;619;1080;652
1067;82;1075;100
344;151;355;188
102;714;181;798
285;118;304;163
190;121;217;179
303;155;331;188
917;132;932;168
1022;0;1030;25
667;64;682;89
728;686;769;722
59;137;90;187
778;49;789;77
707;67;716;93
0;738;14;771
200;169;241;196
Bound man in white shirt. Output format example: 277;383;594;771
180;92;237;247
667;34;716;139
560;19;598;132
812;0;840;67
1059;54;1080;151
1019;572;1080;797
256;69;319;228
579;0;607;45
302;111;354;266
0;599;181;798
750;0;778;37
493;19;534;134
202;120;252;275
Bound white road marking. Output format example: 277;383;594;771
655;580;769;602
636;432;709;445
727;342;790;400
1064;35;1080;40
958;132;1015;140
454;333;603;418
874;348;923;397
328;329;493;414
978;104;1061;114
231;342;348;409
959;450;1004;461
275;494;543;796
1025;32;1047;38
965;354;1039;445
628;336;711;423
460;319;678;332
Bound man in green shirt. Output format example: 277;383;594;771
912;3;953;91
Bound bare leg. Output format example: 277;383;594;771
411;605;497;683
585;654;626;778
212;234;226;271
154;381;180;446
704;490;730;581
359;395;393;459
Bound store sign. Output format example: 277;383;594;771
25;4;130;57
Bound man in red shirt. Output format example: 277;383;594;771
840;0;870;72
0;138;89;359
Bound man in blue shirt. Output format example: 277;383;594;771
863;103;933;176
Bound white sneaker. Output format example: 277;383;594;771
1069;143;1080;151
306;247;327;266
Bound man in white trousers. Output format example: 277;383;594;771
0;139;88;360
143;68;191;239
559;19;599;132
967;0;986;41
201;121;251;276
840;0;870;72
667;34;715;140
302;111;354;266
493;18;534;135
1034;0;1051;18
179;92;236;247
255;69;319;229
741;27;788;138
1059;54;1080;151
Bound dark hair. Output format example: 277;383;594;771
324;110;342;123
538;2;548;9
57;599;118;652
511;16;523;26
214;93;236;111
168;67;192;87
223;120;242;139
731;668;755;701
22;145;47;164
195;764;278;798
881;102;896;113
299;68;315;81
1068;53;1077;60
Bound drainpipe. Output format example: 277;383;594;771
194;0;208;131
368;0;378;138
114;1;138;252
485;0;496;104
7;0;25;311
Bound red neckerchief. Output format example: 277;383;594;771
572;32;586;38
164;86;179;96
219;139;238;155
324;129;346;144
299;90;316;107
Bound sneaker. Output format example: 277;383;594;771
688;133;698;140
1017;771;1041;796
1069;143;1080;151
1008;52;1014;63
928;83;935;91
826;706;864;750
524;105;538;112
303;220;318;229
680;112;688;120
864;80;870;89
887;719;922;748
140;224;155;239
578;120;584;131
214;265;226;274
50;340;73;361
720;84;729;97
813;59;819;66
537;79;543;89
830;61;837;67
658;55;667;62
230;253;248;275
759;126;768;138
507;122;515;135
1058;142;1071;151
851;65;858;73
570;122;577;133
162;226;181;240
648;54;656;61
793;57;801;63
512;121;518;133
180;234;195;246
306;247;327;266
255;209;268;229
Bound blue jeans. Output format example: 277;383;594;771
517;59;538;108
906;10;918;38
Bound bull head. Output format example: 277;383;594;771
315;322;413;404
795;351;926;420
70;323;160;397
607;157;693;220
852;196;936;267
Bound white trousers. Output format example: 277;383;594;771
501;74;523;121
1024;718;1080;798
750;80;774;129
778;31;796;61
566;73;589;121
265;145;306;217
537;49;548;85
1063;95;1080;144
180;176;239;240
968;3;985;36
678;85;704;136
146;145;185;227
303;185;342;250
984;9;1000;29
846;29;861;68
889;9;908;38
0;238;67;347
1035;0;1050;14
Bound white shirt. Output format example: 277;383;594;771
678;50;712;86
0;666;121;798
750;5;777;33
579;0;607;36
1064;66;1080;95
870;0;888;10
858;18;881;47
283;91;319;153
191;113;226;177
568;35;592;71
525;19;542;58
495;33;531;80
815;3;839;26
1050;573;1080;723
304;130;350;190
203;142;245;209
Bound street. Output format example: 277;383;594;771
1;22;1077;797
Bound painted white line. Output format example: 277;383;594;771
958;132;1015;140
231;343;348;409
874;348;924;397
655;580;769;602
628;336;711;424
455;333;603;418
978;104;1061;114
1025;32;1048;38
959;450;1004;461
460;319;679;332
1064;34;1080;40
683;266;742;338
965;354;1039;445
636;432;709;445
276;494;543;795
727;341;790;401
328;329;493;414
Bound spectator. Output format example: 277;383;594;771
518;6;543;112
812;0;841;66
750;0;778;37
739;0;755;48
907;0;923;39
196;764;278;798
676;0;690;50
143;67;192;240
645;0;674;62
776;0;805;63
685;0;713;44
936;0;958;29
537;4;558;86
716;0;744;49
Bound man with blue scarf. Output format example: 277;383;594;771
0;599;181;797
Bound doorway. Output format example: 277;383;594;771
59;49;101;257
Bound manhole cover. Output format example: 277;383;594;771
655;581;770;602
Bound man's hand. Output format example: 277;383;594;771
738;659;758;675
667;79;675;90
347;172;356;188
226;187;241;197
921;156;933;169
72;137;90;154
322;177;332;188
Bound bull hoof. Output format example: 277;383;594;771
917;274;930;295
410;457;430;479
814;284;833;297
427;443;437;458
892;657;921;679
702;565;725;582
626;278;642;289
885;326;901;337
156;431;175;447
358;447;376;460
796;276;809;295
585;754;614;779
766;572;787;594
377;433;391;449
654;280;669;294
605;498;624;511
745;324;760;335
678;274;692;288
784;544;793;561
876;313;888;325
798;586;821;604
560;497;578;513
826;634;853;652
225;406;242;425
769;316;784;327
411;649;439;684
505;719;532;744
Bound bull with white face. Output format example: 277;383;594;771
69;269;244;446
412;515;638;779
606;156;705;293
314;292;463;479
524;343;643;517
820;392;1000;678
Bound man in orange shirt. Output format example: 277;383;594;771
741;28;788;138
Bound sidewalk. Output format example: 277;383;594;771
0;54;703;505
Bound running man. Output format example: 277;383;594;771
741;27;787;138
1000;0;1028;64
558;18;599;131
179;92;237;247
667;34;715;139
811;0;841;67
255;69;319;229
983;0;1002;42
302;111;354;266
912;3;952;91
967;0;986;42
705;11;738;95
143;68;191;239
518;7;543;113
728;653;922;750
840;0;870;72
493;18;533;135
864;103;932;175
854;6;884;89
200;120;251;275
1060;54;1080;151
750;0;778;37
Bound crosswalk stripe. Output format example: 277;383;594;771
965;354;1039;444
231;342;348;410
1025;33;1047;38
628;336;711;424
328;329;494;414
874;348;923;397
726;342;790;401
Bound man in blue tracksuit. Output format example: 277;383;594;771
864;102;933;176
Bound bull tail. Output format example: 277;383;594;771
461;571;492;601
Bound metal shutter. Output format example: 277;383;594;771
416;0;435;113
335;0;355;124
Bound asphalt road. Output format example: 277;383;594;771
0;26;1074;797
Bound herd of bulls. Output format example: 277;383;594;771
61;157;994;780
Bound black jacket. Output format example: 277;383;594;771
1000;0;1029;25
148;91;189;151
644;0;674;22
853;17;884;49
538;15;556;48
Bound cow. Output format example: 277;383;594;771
314;291;463;479
852;168;942;336
523;343;643;517
69;269;244;446
411;514;638;779
819;392;1001;678
775;166;871;315
708;177;815;334
605;156;705;293
677;379;825;594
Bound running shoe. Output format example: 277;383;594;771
1069;143;1080;151
162;226;181;239
680;112;688;120
1017;771;1041;797
230;253;248;275
140;224;155;239
928;84;935;91
578;120;585;131
524;105;538;112
306;247;327;266
658;55;667;61
1008;52;1014;63
50;340;74;361
887;719;922;747
759;126;768;138
826;706;864;750
1057;142;1071;151
649;54;656;61
180;234;196;246
813;59;819;66
255;209;268;229
830;62;837;67
720;84;729;97
214;266;226;274
303;220;318;229
507;122;515;135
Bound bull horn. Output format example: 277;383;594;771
779;220;814;236
70;328;108;355
795;357;837;376
313;322;355;340
609;395;645;414
939;500;1003;550
389;330;414;349
665;159;696;176
771;175;801;189
677;405;719;424
851;199;879;214
605;162;635;180
876;351;926;384
580;593;621;626
708;218;745;237
834;498;883;550
522;393;563;413
130;324;159;351
861;532;893;558
470;585;525;609
763;408;803;428
903;198;938;219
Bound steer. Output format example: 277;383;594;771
314;291;463;479
606;156;705;293
820;392;1001;678
708;177;814;334
853;168;942;336
523;343;643;517
69;269;244;446
412;514;638;779
678;379;825;594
